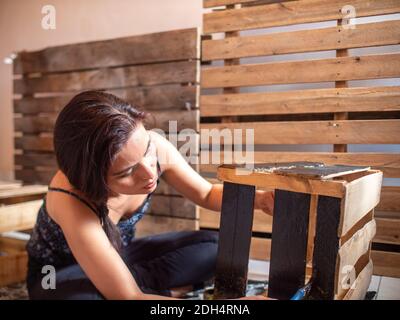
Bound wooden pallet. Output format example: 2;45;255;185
200;0;400;279
13;28;202;236
213;162;382;300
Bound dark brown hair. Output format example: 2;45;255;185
53;90;146;250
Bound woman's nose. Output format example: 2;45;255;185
138;160;155;180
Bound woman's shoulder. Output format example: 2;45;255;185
46;170;97;225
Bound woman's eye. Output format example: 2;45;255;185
119;167;135;178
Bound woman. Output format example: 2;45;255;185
26;91;274;300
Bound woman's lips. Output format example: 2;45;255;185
143;180;156;189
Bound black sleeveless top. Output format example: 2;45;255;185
26;162;162;285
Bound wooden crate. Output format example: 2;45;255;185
0;183;47;286
0;184;47;233
200;0;400;278
0;236;29;287
213;162;382;300
13;28;202;235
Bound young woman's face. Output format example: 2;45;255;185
107;124;158;196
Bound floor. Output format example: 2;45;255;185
0;260;399;300
248;259;400;300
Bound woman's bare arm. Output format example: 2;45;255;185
50;192;178;300
150;131;274;215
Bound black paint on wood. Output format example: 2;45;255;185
268;189;311;300
213;182;255;299
309;195;341;300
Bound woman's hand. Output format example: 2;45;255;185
255;190;274;216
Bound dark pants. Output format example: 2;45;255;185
27;230;219;300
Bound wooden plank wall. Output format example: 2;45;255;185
13;28;201;236
200;0;400;278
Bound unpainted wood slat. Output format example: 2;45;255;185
15;132;199;154
340;171;383;236
216;165;346;197
342;260;373;300
14;28;200;74
135;214;198;238
203;0;400;34
15;169;55;185
0;200;43;233
200;206;273;233
200;120;400;145
149;194;198;219
336;219;376;297
247;237;400;278
371;250;400;278
203;20;400;61
203;0;286;8
15;109;199;134
0;181;22;190
14;60;198;95
199;151;400;178
375;217;400;245
14;85;199;114
202;53;400;88
377;186;400;212
15;136;54;152
200;86;400;117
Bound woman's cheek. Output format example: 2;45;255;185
111;178;138;194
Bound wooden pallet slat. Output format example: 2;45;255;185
149;194;199;219
0;200;43;233
375;217;400;245
203;0;283;8
14;28;200;74
217;165;347;197
213;182;256;299
14;84;199;114
371;250;400;278
201;120;400;145
15;109;199;134
268;189;311;299
342;259;374;300
377;186;400;212
199;151;400;178
340;170;383;236
14;60;199;95
135;214;199;238
203;20;400;61
203;0;400;34
337;219;376;298
202;53;400;88
201;86;400;117
200;206;273;232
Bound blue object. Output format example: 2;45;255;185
290;281;313;300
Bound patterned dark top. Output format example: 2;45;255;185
26;162;162;284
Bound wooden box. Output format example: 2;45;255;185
213;162;382;300
0;182;47;286
0;237;28;287
0;184;47;234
